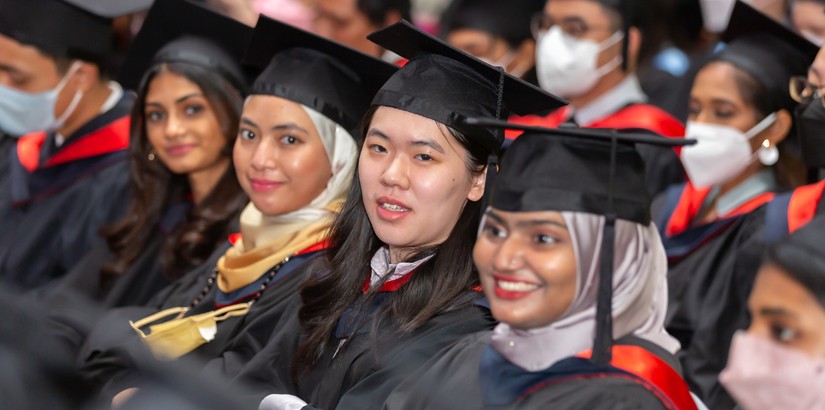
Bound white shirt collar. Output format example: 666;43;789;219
55;81;123;148
369;246;433;288
571;75;647;126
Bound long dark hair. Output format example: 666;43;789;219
292;106;491;378
100;62;248;286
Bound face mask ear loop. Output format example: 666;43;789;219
50;62;84;131
744;112;778;140
594;32;625;77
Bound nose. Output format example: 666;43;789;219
491;233;523;273
378;154;410;190
164;113;186;140
250;137;278;171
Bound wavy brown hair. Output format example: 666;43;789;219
99;62;248;287
292;106;492;379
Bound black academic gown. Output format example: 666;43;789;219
653;184;772;409
0;94;133;290
50;198;196;308
236;287;495;410
385;333;687;410
0;134;16;217
77;246;323;399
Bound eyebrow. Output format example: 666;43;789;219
559;16;587;27
145;93;203;108
515;219;568;230
240;117;309;134
757;306;797;318
367;128;446;154
485;209;567;230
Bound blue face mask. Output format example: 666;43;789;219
0;62;82;137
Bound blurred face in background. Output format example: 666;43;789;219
312;0;383;57
792;0;825;45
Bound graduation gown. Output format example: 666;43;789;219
77;244;324;398
235;284;495;410
653;183;774;409
0;94;133;290
0;134;16;218
505;103;686;197
385;333;694;410
680;181;825;409
50;198;195;308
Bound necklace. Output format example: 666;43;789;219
185;254;294;313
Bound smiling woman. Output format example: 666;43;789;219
384;127;697;410
50;0;251;308
246;19;564;410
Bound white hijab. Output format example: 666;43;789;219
490;211;680;371
238;105;358;251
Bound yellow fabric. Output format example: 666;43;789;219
129;303;250;361
215;199;342;292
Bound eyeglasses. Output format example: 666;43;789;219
789;76;825;108
529;12;613;40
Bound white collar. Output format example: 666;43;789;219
55;81;123;148
369;246;433;288
571;75;647;126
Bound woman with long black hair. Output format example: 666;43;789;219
52;0;250;307
244;20;565;410
75;13;399;401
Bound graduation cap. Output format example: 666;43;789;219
716;1;819;113
767;216;825;304
118;0;253;91
0;0;153;66
368;20;567;154
467;116;694;366
243;15;398;135
440;0;545;48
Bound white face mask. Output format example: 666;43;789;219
801;30;825;47
0;62;83;136
680;112;777;188
535;26;623;98
698;0;736;33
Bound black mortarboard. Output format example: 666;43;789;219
440;0;545;47
368;20;566;154
717;1;819;113
469;117;693;366
767;216;825;306
0;0;152;66
118;0;252;91
243;15;398;135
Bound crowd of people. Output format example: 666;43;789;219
1;0;825;409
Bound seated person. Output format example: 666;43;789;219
385;124;697;409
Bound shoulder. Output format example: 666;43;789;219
517;375;669;410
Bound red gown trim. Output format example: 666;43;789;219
362;271;413;294
577;345;699;410
787;180;825;234
16;115;130;173
665;183;774;237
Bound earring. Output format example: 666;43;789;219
147;150;156;161
758;139;779;166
